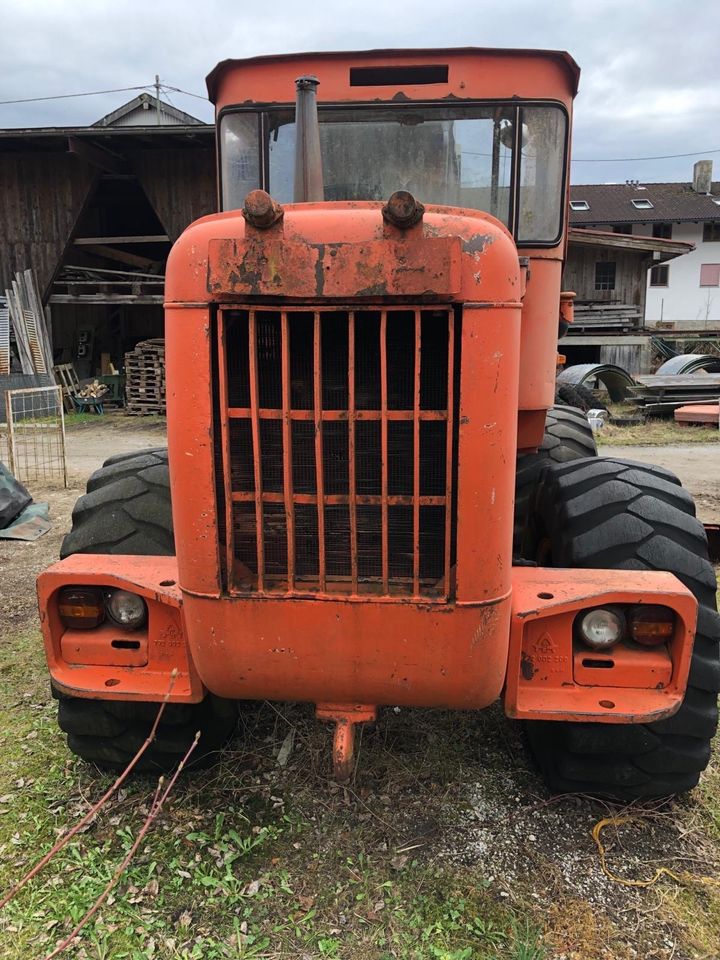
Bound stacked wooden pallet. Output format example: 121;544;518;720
570;303;642;333
124;339;166;415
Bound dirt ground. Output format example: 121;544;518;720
1;415;720;959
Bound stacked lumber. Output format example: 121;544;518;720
3;270;53;375
570;302;642;333
0;297;9;375
124;339;166;415
629;373;720;416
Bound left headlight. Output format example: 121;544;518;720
105;589;147;630
576;606;625;651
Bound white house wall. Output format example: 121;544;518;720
642;224;720;328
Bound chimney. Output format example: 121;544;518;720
692;159;713;194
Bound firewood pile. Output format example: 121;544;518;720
77;380;109;399
124;339;166;415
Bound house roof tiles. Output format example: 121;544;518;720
569;181;720;224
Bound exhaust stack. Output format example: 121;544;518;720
294;76;324;203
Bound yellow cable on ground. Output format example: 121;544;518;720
592;816;720;889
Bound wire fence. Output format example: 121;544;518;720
1;385;67;487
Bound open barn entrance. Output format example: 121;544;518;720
49;174;169;379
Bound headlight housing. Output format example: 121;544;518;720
105;589;147;631
58;587;105;629
576;607;625;651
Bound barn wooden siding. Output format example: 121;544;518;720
128;147;216;242
0;152;98;302
563;244;651;311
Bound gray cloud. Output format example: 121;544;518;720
1;0;717;184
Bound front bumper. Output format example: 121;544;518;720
37;556;697;724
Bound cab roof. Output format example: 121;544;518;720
206;46;580;106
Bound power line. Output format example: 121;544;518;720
0;84;153;106
573;147;720;162
162;84;209;102
1;83;716;163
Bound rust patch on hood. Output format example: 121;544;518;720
207;236;462;299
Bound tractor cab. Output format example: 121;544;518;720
213;51;570;247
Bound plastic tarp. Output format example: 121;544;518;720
0;461;51;540
0;501;50;541
0;460;31;528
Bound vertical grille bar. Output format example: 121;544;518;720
217;312;236;586
248;310;265;591
412;309;421;596
313;312;326;591
280;311;295;591
443;311;455;597
380;309;389;593
347;311;358;593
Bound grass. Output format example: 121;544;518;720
0;629;548;960
598;418;719;446
63;411;167;430
592;402;718;446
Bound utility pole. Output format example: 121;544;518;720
154;74;161;125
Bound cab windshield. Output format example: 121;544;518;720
220;102;567;245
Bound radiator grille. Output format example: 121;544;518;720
217;306;456;600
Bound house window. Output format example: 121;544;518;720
613;223;632;234
569;200;590;211
699;263;720;287
652;223;672;239
703;222;720;241
595;261;616;290
631;198;654;209
650;264;669;286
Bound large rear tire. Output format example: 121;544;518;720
525;457;720;800
514;406;596;557
56;448;237;771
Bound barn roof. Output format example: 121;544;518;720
92;92;204;128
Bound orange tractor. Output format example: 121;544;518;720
39;48;719;799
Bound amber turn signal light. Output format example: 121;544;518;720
58;587;105;629
628;605;675;646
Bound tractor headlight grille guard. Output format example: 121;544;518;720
214;305;459;601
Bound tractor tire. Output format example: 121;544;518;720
554;383;586;411
61;449;174;557
56;448;237;771
514;406;596;557
555;382;608;413
525;457;720;800
55;691;238;773
101;447;169;469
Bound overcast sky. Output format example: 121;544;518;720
1;0;717;185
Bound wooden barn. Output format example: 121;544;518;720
0;95;215;378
